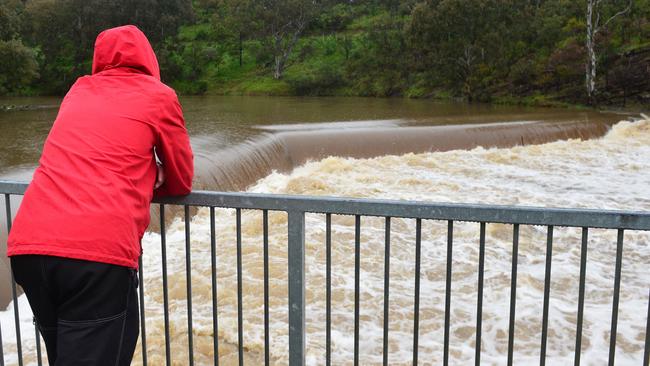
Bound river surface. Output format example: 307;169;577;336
0;96;623;179
0;96;647;365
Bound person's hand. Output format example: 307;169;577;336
154;163;165;189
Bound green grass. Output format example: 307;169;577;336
218;75;292;96
492;94;582;108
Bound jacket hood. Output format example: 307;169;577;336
92;25;160;80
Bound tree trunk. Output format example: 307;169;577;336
274;55;284;79
585;0;631;104
585;0;596;102
272;26;303;80
239;32;243;67
273;34;284;79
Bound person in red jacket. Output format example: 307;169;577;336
7;25;193;365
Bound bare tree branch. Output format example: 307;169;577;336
601;0;632;29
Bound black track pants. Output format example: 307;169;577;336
10;255;139;366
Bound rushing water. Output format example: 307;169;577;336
0;96;646;365
136;120;648;366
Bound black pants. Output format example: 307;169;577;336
11;255;139;366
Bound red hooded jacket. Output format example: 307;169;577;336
7;25;194;268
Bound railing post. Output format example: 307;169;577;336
287;211;306;366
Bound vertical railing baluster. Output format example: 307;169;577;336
9;276;20;366
382;217;391;366
608;229;624;366
263;210;270;366
507;224;520;366
326;213;332;366
35;325;41;366
540;226;554;366
5;194;22;366
210;207;219;366
413;219;422;366
575;228;588;366
160;204;171;366
236;208;244;366
287;211;306;366
643;289;650;366
0;320;4;366
184;205;194;366
354;215;361;366
475;222;486;366
443;220;453;366
139;256;147;366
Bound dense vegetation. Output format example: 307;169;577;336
1;0;648;106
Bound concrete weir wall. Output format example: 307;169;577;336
0;119;613;308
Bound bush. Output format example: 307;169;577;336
285;59;344;95
0;39;39;94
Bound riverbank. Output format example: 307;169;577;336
163;27;650;110
1;94;648;115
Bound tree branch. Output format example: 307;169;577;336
601;0;632;29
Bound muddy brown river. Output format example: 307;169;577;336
1;96;646;365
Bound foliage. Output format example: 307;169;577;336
20;0;193;94
0;0;648;106
0;0;39;94
0;39;39;94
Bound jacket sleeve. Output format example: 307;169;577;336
153;92;194;198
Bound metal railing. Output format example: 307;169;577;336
1;179;650;365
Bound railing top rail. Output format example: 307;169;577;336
2;180;650;230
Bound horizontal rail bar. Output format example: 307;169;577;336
0;182;25;195
2;181;649;230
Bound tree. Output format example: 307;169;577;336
245;0;323;79
22;0;193;93
584;0;632;102
0;0;23;40
345;9;409;96
0;0;39;94
407;0;518;101
205;0;256;67
0;40;39;94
